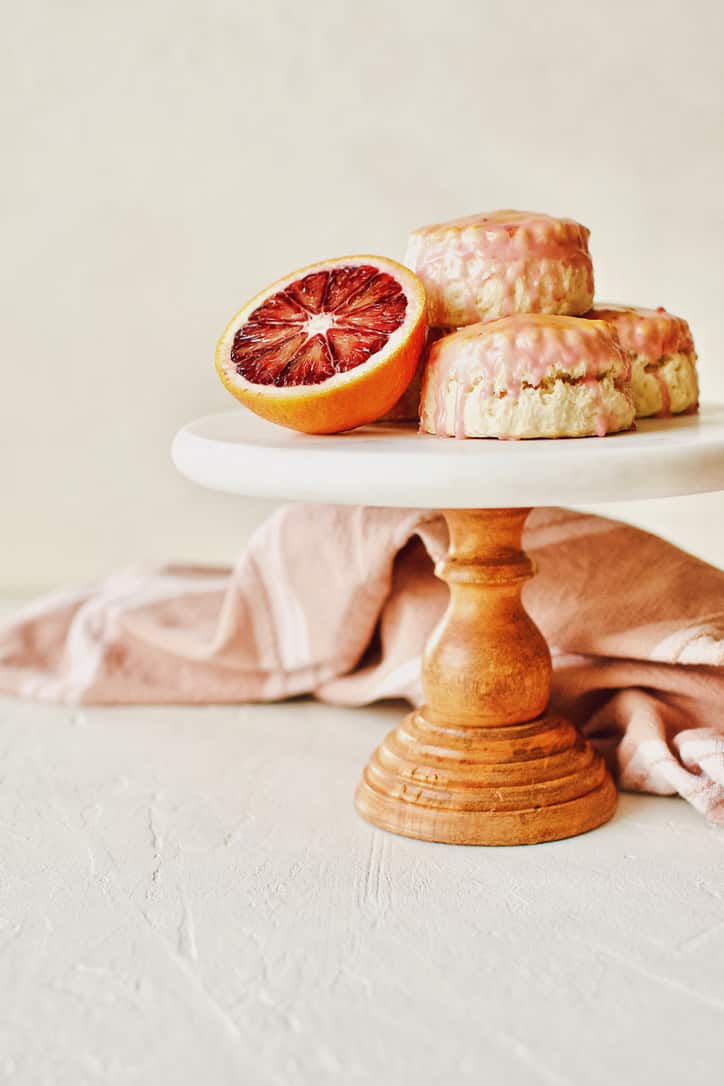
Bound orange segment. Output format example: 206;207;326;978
215;255;427;434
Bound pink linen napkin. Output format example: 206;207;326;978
1;506;723;821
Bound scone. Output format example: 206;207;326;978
420;314;635;439
586;304;698;418
405;210;594;327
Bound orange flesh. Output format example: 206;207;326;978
231;265;408;386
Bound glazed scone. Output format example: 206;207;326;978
420;314;634;439
586;304;698;418
405;210;594;327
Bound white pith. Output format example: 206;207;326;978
304;312;336;337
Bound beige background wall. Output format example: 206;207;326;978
2;0;723;592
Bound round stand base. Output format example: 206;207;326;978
355;708;617;846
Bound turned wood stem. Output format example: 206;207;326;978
354;505;617;846
423;509;550;726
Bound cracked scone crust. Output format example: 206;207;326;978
420;314;635;439
586;304;698;418
405;210;594;327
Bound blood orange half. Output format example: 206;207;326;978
215;255;427;434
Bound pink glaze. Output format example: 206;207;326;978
586;304;694;361
584;376;609;436
653;371;672;418
406;211;594;327
409;210;591;263
425;314;628;438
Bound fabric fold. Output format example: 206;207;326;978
1;505;722;821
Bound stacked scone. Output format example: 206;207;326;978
585;304;698;419
398;209;698;439
421;314;634;439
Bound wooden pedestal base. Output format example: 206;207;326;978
355;508;617;845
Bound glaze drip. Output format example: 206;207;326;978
587;304;694;361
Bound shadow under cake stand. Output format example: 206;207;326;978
173;406;724;846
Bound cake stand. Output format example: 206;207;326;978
173;405;724;846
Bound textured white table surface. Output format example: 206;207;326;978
1;692;723;1085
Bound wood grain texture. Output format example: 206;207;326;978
356;508;617;845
